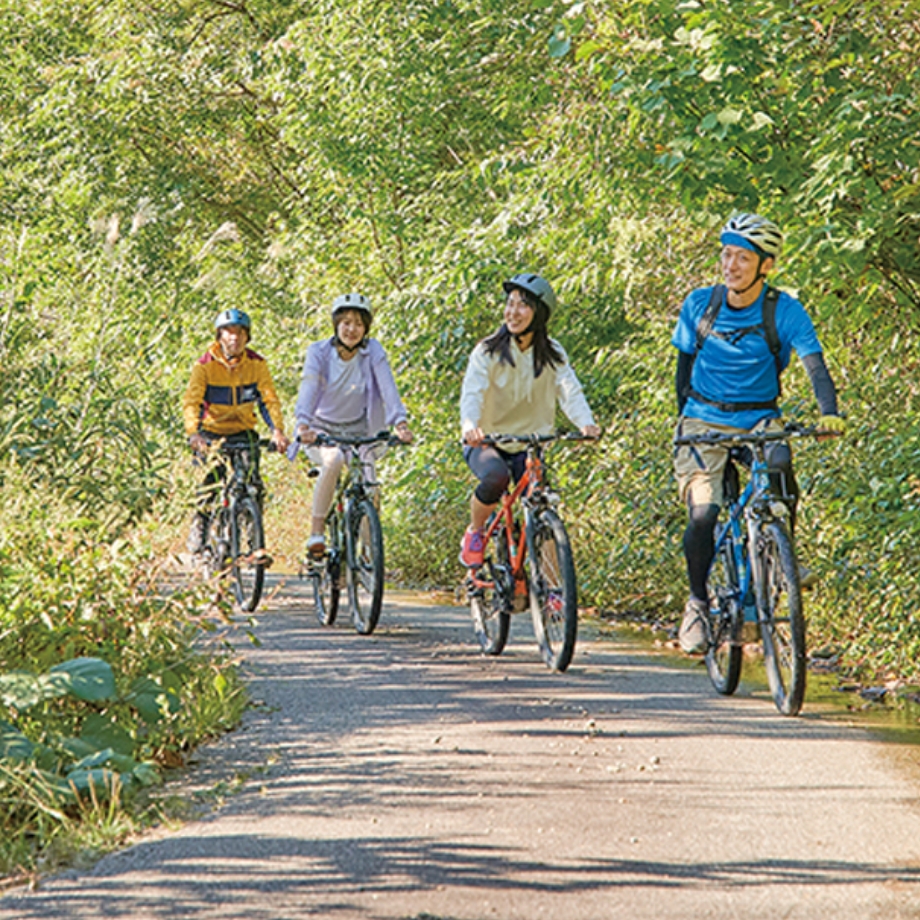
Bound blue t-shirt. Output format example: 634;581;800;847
671;285;823;429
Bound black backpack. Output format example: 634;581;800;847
689;284;783;412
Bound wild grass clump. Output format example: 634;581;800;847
0;474;248;878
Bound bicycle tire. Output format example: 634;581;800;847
705;522;743;695
469;527;511;656
527;508;578;672
230;495;265;612
313;511;342;627
347;499;384;635
758;520;806;716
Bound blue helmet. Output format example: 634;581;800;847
502;272;557;314
215;308;252;334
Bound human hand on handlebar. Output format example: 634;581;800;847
580;424;601;440
296;424;319;445
270;428;291;453
395;420;414;444
189;432;209;455
463;427;485;448
816;414;846;440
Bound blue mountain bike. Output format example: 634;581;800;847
674;423;829;716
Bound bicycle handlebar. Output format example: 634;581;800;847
300;429;406;449
476;431;598;448
673;422;838;448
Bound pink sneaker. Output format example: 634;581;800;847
459;527;485;567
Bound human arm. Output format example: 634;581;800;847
675;350;694;415
554;351;596;432
460;345;489;446
801;351;844;433
182;362;208;449
255;361;289;451
367;340;410;431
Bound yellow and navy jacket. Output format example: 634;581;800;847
183;342;286;438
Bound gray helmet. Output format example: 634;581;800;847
214;308;251;333
331;292;373;328
502;272;557;313
720;213;783;258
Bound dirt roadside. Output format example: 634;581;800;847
2;577;920;919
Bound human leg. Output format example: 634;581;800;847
308;445;346;553
674;418;733;652
461;445;517;566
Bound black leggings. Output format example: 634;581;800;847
684;443;798;602
464;445;527;506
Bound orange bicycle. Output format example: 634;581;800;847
465;431;593;672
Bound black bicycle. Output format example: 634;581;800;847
199;437;271;613
673;423;830;716
301;430;401;635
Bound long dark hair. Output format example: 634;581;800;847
482;287;564;377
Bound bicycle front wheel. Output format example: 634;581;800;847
313;512;342;627
469;527;511;657
231;496;265;612
527;508;578;672
347;499;384;635
758;520;806;716
705;523;743;695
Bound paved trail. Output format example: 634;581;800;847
3;577;920;919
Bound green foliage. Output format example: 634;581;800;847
2;0;920;873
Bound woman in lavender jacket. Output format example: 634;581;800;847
291;293;413;556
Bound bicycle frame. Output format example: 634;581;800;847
467;444;545;593
716;438;795;627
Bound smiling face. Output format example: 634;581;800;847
504;288;535;337
217;324;249;360
335;309;369;349
721;244;774;295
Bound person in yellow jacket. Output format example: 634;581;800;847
183;308;290;553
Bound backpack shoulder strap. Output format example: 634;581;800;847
762;286;781;358
694;284;725;355
762;285;783;387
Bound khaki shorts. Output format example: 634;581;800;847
673;416;784;507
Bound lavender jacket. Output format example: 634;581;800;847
291;337;408;448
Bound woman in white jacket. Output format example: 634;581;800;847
459;273;599;567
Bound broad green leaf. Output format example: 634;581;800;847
0;720;35;762
64;767;122;798
80;713;134;757
70;747;138;773
716;107;744;126
549;24;571;59
50;657;116;702
132;762;160;788
0;672;41;712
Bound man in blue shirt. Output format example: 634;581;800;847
672;213;845;653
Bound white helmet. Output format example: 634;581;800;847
331;292;372;328
721;213;783;258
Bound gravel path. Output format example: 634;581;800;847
3;576;920;919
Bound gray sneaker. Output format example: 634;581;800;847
798;563;818;590
679;597;710;655
186;513;209;555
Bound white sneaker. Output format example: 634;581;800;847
679;597;709;655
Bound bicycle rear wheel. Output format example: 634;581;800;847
347;499;384;635
313;512;342;627
705;523;743;695
469;527;511;656
231;496;265;612
527;508;578;672
758;520;806;716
